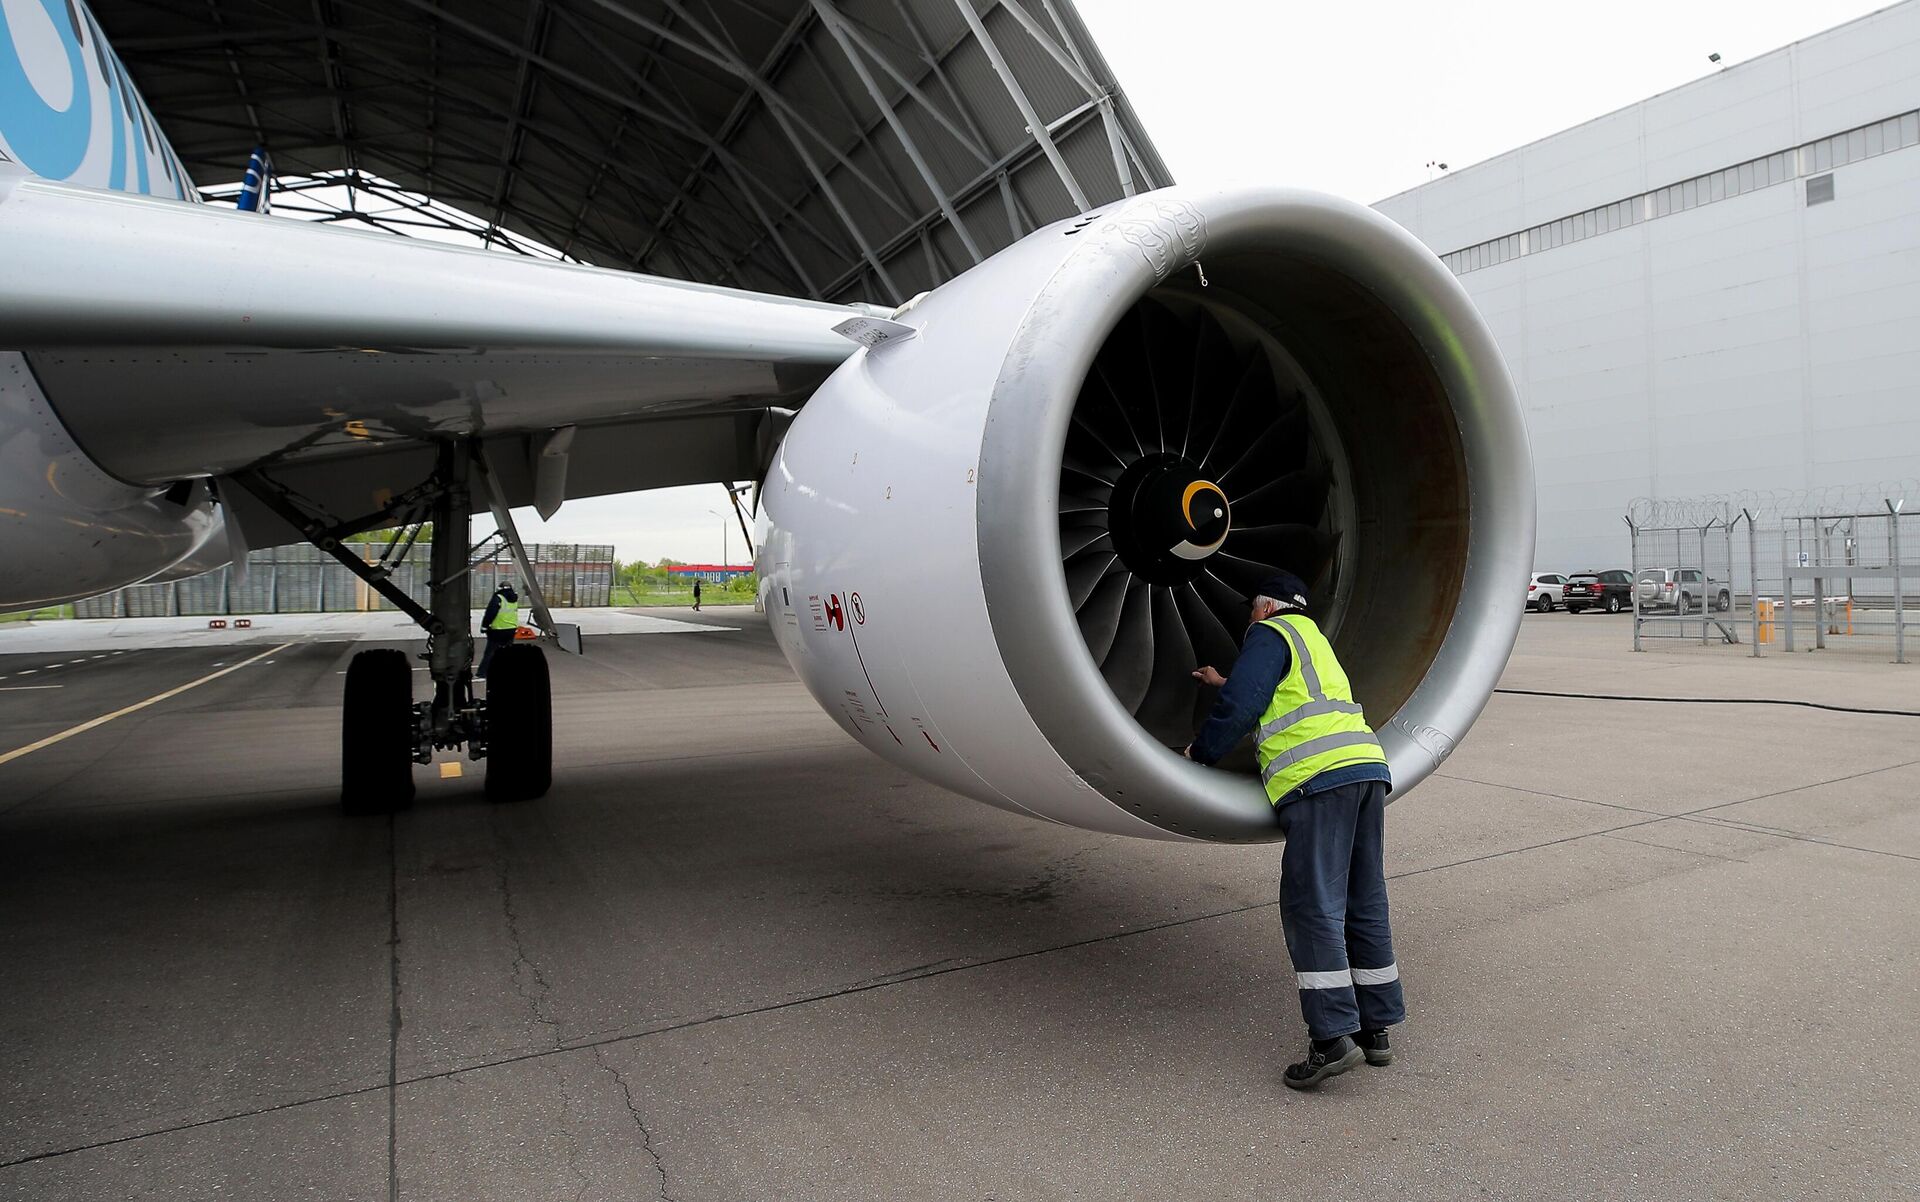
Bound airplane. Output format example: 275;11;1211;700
0;0;1534;840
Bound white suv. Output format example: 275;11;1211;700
1528;572;1568;613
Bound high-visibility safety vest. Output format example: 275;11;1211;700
488;597;521;631
1253;613;1387;804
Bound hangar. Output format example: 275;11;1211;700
1376;1;1920;570
99;0;1170;301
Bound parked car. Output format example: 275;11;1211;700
1527;572;1569;612
1564;569;1633;614
1635;567;1731;613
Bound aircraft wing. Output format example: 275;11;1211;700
1;168;874;555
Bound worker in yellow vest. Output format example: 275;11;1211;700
478;582;520;678
1185;571;1402;1090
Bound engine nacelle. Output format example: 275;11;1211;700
0;352;225;608
762;186;1533;842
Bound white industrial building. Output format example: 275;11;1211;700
1375;1;1920;572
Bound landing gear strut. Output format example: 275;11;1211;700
236;441;572;812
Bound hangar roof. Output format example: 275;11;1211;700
96;0;1172;304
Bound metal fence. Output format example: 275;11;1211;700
73;542;614;618
1626;485;1914;663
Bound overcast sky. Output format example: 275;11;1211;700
488;0;1889;566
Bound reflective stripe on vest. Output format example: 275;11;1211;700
489;600;520;631
1253;614;1385;803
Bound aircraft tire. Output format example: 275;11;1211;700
485;644;552;802
341;648;416;814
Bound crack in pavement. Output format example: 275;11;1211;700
497;852;561;1043
595;1046;673;1202
11;753;1919;1172
493;831;592;1198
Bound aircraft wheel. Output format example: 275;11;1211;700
485;644;552;802
341;649;416;814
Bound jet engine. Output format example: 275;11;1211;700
761;186;1533;842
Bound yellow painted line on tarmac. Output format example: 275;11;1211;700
0;643;295;768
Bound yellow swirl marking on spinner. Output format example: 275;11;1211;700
1181;480;1226;529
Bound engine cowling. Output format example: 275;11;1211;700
761;186;1533;842
0;352;226;608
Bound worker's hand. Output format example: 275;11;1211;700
1182;744;1194;760
1191;666;1226;688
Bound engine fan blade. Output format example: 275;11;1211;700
1059;490;1110;517
1214;403;1311;496
1195;351;1285;477
1176;580;1245;734
1175;580;1244;673
1132;585;1201;742
1077;569;1132;664
1065;550;1120;610
1138;298;1196;456
1229;459;1331;528
1085;357;1151;460
1092;312;1170;455
1194;568;1255;647
1059;525;1112;559
1181;306;1238;461
1069;404;1137;471
1061;453;1119;491
1203;555;1276;603
1222;523;1337;572
1099;576;1157;712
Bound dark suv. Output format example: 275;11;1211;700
1565;570;1632;614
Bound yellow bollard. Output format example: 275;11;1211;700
1757;598;1774;645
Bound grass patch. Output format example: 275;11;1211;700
610;586;754;609
0;604;74;623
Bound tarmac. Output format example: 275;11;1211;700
0;607;1915;1200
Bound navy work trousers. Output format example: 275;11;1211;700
1275;779;1405;1041
477;629;515;678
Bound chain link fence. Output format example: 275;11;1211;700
72;542;614;619
1626;481;1915;663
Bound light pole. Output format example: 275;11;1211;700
707;509;727;577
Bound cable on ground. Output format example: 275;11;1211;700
1493;687;1920;718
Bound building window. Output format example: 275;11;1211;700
1806;173;1835;205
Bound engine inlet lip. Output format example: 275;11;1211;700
977;187;1535;842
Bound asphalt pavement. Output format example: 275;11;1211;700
0;607;1915;1200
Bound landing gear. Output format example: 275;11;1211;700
483;644;552;801
341;648;415;813
236;440;572;814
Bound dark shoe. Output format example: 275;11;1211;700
1354;1029;1393;1067
1283;1035;1363;1090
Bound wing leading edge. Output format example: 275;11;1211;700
0;168;874;546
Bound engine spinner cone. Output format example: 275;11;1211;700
1106;453;1233;585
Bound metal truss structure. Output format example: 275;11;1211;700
100;0;1173;304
